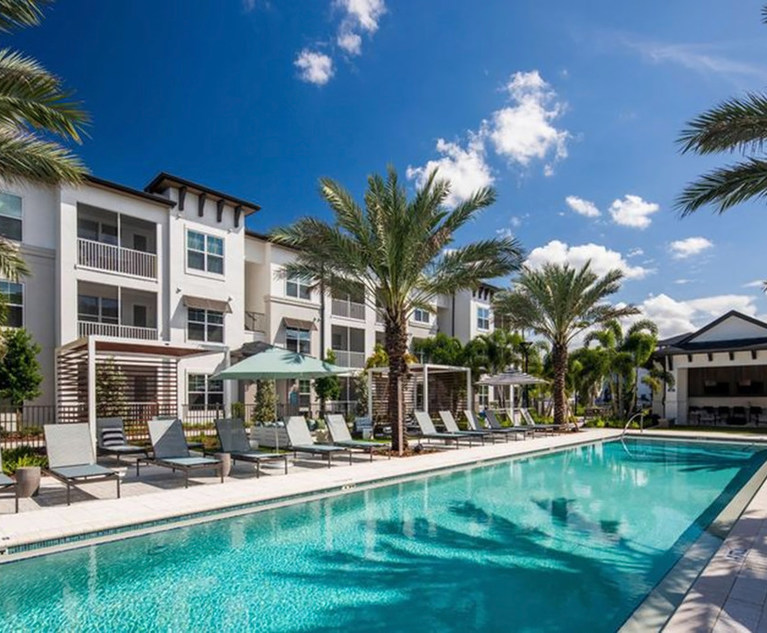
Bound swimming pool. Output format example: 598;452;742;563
0;438;765;632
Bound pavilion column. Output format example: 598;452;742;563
87;337;97;448
423;365;429;413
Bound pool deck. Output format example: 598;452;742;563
0;428;620;558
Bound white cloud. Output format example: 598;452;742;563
609;195;659;229
496;228;515;239
637;293;759;338
744;280;765;289
294;50;334;85
334;0;386;57
565;195;600;218
406;134;493;206
337;31;362;55
674;279;693;285
509;215;522;228
669;236;713;259
487;71;569;174
627;247;644;258
525;240;651;280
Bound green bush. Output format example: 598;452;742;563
2;445;47;475
231;401;245;420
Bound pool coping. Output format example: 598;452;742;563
0;430;620;563
619;439;767;632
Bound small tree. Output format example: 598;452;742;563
95;357;127;417
0;328;42;430
315;349;342;415
253;379;277;422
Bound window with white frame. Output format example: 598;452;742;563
188;374;224;409
477;306;491;331
413;308;430;324
0;193;22;242
286;327;311;354
286;272;312;300
77;217;117;245
477;385;489;409
78;295;118;324
0;281;23;327
298;379;311;410
187;230;224;274
187;308;224;343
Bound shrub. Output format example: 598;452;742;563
2;445;47;475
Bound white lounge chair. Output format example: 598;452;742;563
325;414;391;460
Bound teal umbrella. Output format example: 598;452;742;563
215;346;351;380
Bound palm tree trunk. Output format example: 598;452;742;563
553;342;568;428
385;313;408;455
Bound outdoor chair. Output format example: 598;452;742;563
325;414;391;460
412;411;473;447
151;415;203;451
465;410;520;441
215;418;288;477
700;407;716;425
285;416;353;467
687;406;701;425
438;411;492;443
750;406;764;426
44;423;121;506
507;408;559;435
137;419;223;487
0;447;18;513
717;406;731;425
731;406;748;426
96;417;148;463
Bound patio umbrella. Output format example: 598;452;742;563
215;346;351;380
476;370;548;387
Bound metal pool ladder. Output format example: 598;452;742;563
620;410;645;456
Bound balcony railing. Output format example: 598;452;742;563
333;350;366;368
244;311;266;333
331;298;365;320
78;320;158;340
78;238;157;280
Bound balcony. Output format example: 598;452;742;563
78;321;158;340
331;298;365;320
78;238;157;280
333;350;365;368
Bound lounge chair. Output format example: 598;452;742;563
412;411;474;447
44;423;121;506
137;419;223;487
506;408;559;435
214;418;288;477
96;417;148;463
285;416;353;467
438;411;494;443
465;410;522;441
325;414;391;460
0;448;18;513
151;415;203;451
483;409;534;439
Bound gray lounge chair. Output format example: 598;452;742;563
487;410;533;439
285;416;352;467
412;411;473;447
0;448;18;513
44;423;121;506
214;418;288;477
464;410;520;441
507;408;559;435
325;414;391;460
137;419;223;487
439;411;494;443
96;417;148;463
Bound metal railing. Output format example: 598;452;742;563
331;298;366;320
332;350;366;368
244;311;266;333
77;237;157;279
78;320;158;340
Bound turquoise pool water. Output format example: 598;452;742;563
1;438;765;632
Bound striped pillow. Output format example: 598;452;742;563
101;428;126;448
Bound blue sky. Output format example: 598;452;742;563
11;0;767;337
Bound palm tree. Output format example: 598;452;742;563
0;0;89;282
272;168;524;454
677;6;767;217
642;361;675;419
493;263;638;429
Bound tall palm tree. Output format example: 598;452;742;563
493;263;638;429
0;0;88;281
677;6;767;217
272;168;524;454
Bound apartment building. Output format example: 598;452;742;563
1;173;498;421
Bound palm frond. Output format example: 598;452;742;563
0;0;51;33
678;93;767;156
0;237;28;279
0;126;86;184
676;158;767;215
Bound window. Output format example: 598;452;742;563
477;306;491;331
286;327;311;354
133;305;147;328
133;234;147;252
187;230;224;274
0;193;22;242
298;379;311;410
77;217;117;245
188;374;224;409
286;273;312;300
413;308;430;324
78;295;118;324
0;281;22;327
477;385;489;409
187;308;224;343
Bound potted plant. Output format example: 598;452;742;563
3;446;46;498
